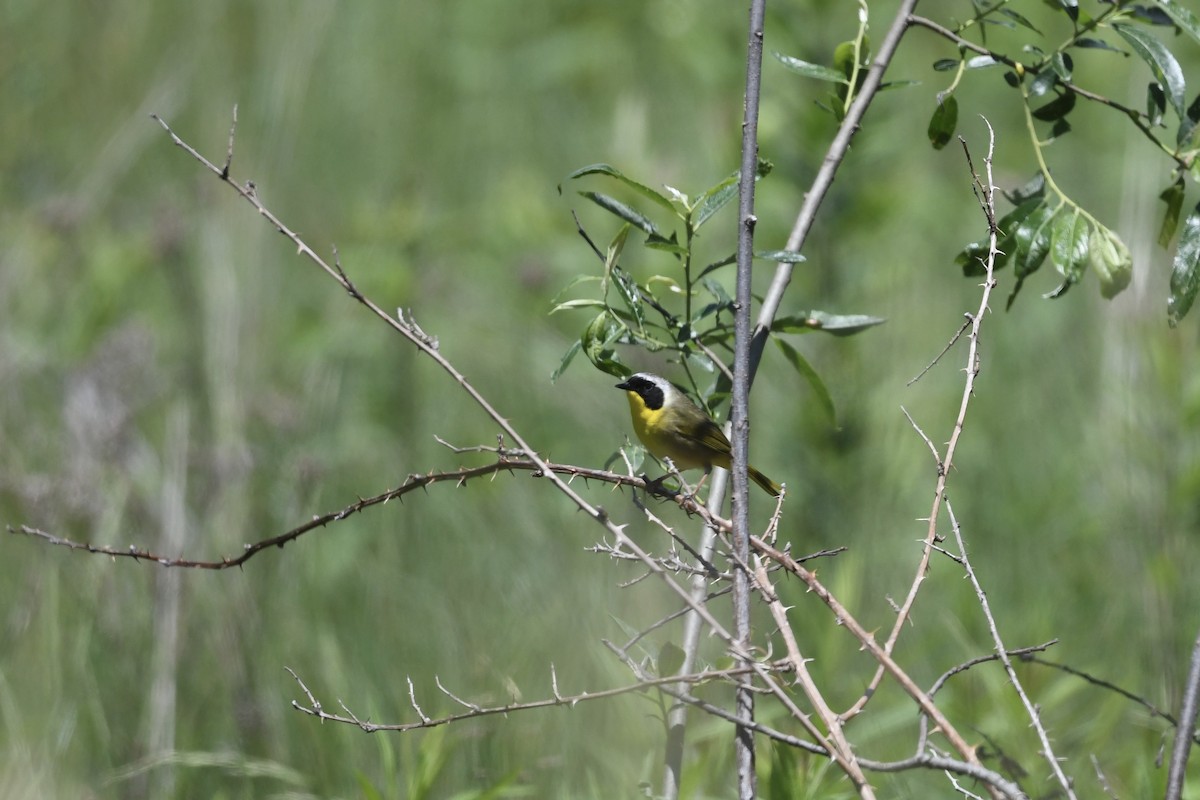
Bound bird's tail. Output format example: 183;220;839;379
749;466;782;498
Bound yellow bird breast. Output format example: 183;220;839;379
624;391;711;471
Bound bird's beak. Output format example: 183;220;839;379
615;380;631;390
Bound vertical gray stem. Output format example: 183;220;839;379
1165;626;1200;800
732;0;768;797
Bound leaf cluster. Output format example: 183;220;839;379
552;164;883;420
776;0;1200;323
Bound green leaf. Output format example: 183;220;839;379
932;58;961;72
957;240;995;276
1074;37;1125;53
581;311;629;378
549;298;607;314
644;232;688;256
1049;208;1091;288
1029;69;1058;98
566;164;677;214
1148;82;1167;127
772;52;847;84
579;191;663;238
772;310;886;336
1088;225;1133;299
1051;52;1073;81
550;338;582;382
928;95;958;150
755;250;806;264
775;338;836;426
693;176;738;231
696;253;737;280
1159;178;1186;247
603;222;632;284
959;196;1043;276
1158;0;1200;46
658;643;685;678
832;39;865;78
1168;202;1200;326
1112;22;1187;121
1031;89;1077;121
1014;201;1057;277
1178;94;1200;148
966;55;1000;69
612;267;646;332
1005;172;1046;205
702;277;732;304
1000;8;1042;33
693;160;770;231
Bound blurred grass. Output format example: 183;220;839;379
2;1;1200;797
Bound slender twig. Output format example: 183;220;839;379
752;556;875;798
842;126;1000;729
944;498;1076;799
908;316;972;386
1165;625;1200;800
287;662;769;733
8;459;672;569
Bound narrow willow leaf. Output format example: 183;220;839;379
603;222;632;281
1113;23;1187;121
775;338;836;426
550;298;607;314
999;8;1041;33
1075;37;1126;53
696;253;737;280
550;339;582;382
702;277;733;308
772;52;848;83
644;232;688;256
932;58;961;72
928;95;958;150
1049;208;1091;287
567;164;677;213
1159;178;1186;247
693;160;770;231
693;176;738;230
612;267;645;331
1168;202;1200;326
580;191;662;237
772;311;886;336
1158;0;1200;47
755;250;806;264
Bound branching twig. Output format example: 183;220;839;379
944;498;1075;799
843;128;1001;732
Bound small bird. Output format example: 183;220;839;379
615;372;781;497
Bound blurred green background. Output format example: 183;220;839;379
2;1;1199;797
